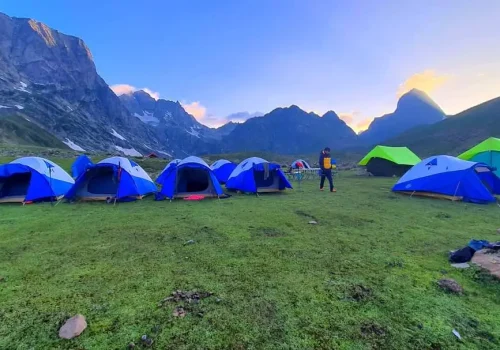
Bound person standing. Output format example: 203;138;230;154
319;147;336;192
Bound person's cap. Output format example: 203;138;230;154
324;147;331;151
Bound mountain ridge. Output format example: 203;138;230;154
0;11;496;158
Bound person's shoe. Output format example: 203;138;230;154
331;188;337;192
320;188;324;191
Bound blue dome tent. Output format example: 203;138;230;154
157;156;223;199
226;157;292;193
65;156;156;202
71;154;93;179
392;155;500;204
0;157;74;203
211;159;237;184
156;159;181;184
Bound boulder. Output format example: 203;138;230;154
58;314;87;339
471;249;500;278
437;278;463;294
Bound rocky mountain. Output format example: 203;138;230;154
0;13;167;156
386;96;500;156
0;12;222;157
221;105;358;154
359;89;445;146
118;90;219;156
214;122;239;137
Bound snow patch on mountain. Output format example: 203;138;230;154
15;105;24;110
110;128;126;140
0;105;10;109
186;127;200;138
63;138;86;151
114;145;142;157
134;111;159;125
14;81;31;94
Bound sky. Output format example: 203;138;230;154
2;0;500;131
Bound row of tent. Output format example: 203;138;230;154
0;156;292;204
358;137;500;204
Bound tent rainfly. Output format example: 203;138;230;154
358;146;421;177
458;137;500;176
392;155;500;203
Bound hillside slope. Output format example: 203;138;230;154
386;96;500;156
0;114;67;148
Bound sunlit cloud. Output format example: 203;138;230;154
338;112;354;125
338;111;373;133
110;84;160;100
397;70;449;97
181;101;261;127
181;101;207;120
355;118;373;133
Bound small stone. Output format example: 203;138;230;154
184;239;195;245
58;314;87;339
451;263;470;269
453;329;462;340
215;298;222;303
140;335;153;347
127;342;136;349
438;278;463;294
308;220;318;225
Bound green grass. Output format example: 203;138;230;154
1;174;500;349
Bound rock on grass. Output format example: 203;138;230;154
58;314;87;339
438;278;463;294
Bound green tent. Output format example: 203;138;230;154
458;137;500;176
358;146;421;177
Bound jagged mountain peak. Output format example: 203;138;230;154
359;88;446;145
398;88;444;113
322;111;341;119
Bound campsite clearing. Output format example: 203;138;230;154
1;170;500;349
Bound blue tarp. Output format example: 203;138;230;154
226;157;292;193
65;156;156;201
71;155;93;179
211;159;237;184
0;157;74;202
157;156;224;199
392;155;500;203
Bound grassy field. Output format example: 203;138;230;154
1;169;500;349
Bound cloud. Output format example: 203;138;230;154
338;111;372;133
181;101;207;120
338;113;354;125
110;84;135;95
110;84;160;100
355;118;372;133
397;70;449;97
181;101;261;127
141;88;160;100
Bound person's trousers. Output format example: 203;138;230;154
320;170;334;191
